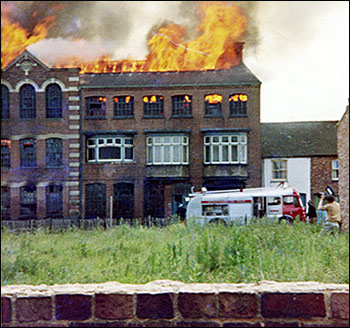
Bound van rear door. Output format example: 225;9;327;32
266;196;282;218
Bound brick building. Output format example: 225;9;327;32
337;105;349;231
1;45;262;220
1;50;81;220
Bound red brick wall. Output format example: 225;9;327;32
310;156;339;200
1;281;349;327
337;106;349;231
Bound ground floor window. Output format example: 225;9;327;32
144;181;164;218
113;183;134;219
1;186;11;219
46;185;63;218
20;185;37;219
85;183;106;219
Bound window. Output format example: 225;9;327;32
1;186;11;219
268;197;281;206
20;185;37;219
332;160;339;181
204;94;222;117
46;138;63;167
272;160;287;180
85;183;106;219
113;96;134;118
229;93;248;117
46;83;62;118
1;85;10;119
204;134;247;164
1;139;11;168
87;136;134;162
147;135;189;165
20;84;36;119
143;95;164;117
113;183;134;219
85;96;106;119
172;95;192;117
46;185;63;218
20;138;36;168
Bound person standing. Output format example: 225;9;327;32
306;200;317;224
176;204;187;225
317;194;342;235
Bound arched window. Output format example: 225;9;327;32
113;183;134;219
46;83;62;118
85;183;106;219
46;138;63;167
1;85;10;119
20;84;36;119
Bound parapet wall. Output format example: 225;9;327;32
1;280;349;327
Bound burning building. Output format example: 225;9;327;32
1;1;262;221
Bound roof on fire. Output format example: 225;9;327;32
79;63;261;88
261;121;338;158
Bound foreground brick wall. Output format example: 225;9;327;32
1;281;349;327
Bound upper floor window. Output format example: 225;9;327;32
229;93;248;117
1;85;10;119
172;95;192;117
1;186;11;219
272;159;287;180
204;134;247;164
332;159;339;181
46;184;63;218
1;139;11;168
113;96;134;118
204;94;222;117
20;84;36;119
46;83;62;118
85;96;106;119
46;138;63;167
147;135;189;165
20;138;36;168
20;185;37;219
87;136;134;163
85;183;106;219
143;95;164;118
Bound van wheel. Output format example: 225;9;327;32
209;218;226;225
278;216;293;224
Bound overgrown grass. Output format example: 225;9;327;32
1;219;349;286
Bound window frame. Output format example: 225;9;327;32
146;135;189;165
86;136;134;163
85;183;106;219
20;185;37;219
271;159;288;181
46;83;62;118
143;95;164;118
331;159;339;181
20;84;36;119
113;183;134;219
171;95;192;117
113;95;134;118
85;96;107;119
203;134;247;164
229;93;248;117
204;94;222;117
1;139;11;168
1;85;10;119
46;184;63;218
46;138;63;168
20;138;37;168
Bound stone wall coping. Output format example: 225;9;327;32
1;280;349;297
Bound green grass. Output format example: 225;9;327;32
1;219;349;286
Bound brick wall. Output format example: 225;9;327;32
1;281;349;327
337;106;349;232
310;156;339;199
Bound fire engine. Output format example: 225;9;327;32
185;183;306;225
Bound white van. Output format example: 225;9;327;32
186;184;306;225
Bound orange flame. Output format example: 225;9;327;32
1;2;57;69
1;1;247;73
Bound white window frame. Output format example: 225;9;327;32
203;134;247;164
87;136;134;163
331;159;339;181
147;135;189;165
271;159;287;181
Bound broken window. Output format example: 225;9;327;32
204;94;222;117
85;96;106;119
20;185;37;219
143;95;164;117
229;93;248;117
172;95;192;117
1;139;11;168
113;96;134;118
20;138;36;168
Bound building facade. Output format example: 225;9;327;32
1;47;262;221
262;122;339;207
